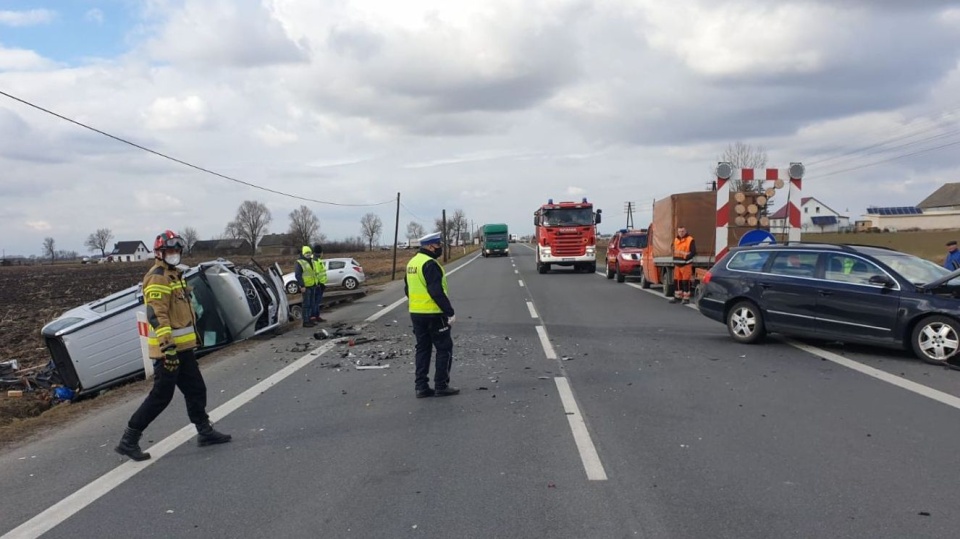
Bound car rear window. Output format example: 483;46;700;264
726;251;772;272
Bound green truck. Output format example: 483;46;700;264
481;223;510;257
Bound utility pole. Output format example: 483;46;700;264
391;192;400;281
442;209;448;263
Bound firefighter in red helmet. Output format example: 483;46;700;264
115;230;231;461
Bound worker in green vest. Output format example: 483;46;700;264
404;232;459;398
310;243;328;322
295;245;318;328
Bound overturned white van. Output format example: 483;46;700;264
41;259;289;396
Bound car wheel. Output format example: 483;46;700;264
343;277;359;290
285;281;300;295
726;301;765;344
289;304;302;321
616;263;625;283
911;315;960;365
606;263;615;279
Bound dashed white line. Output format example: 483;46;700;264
4;341;339;539
535;325;557;359
555;377;608;481
514;269;519;274
526;301;539;319
519;280;525;287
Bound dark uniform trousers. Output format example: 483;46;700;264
129;349;209;431
411;314;453;391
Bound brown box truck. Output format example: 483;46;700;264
640;191;717;297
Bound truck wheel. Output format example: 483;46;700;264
615;263;625;283
605;263;615;279
640;272;651;289
537;263;549;274
661;268;675;298
588;264;596;274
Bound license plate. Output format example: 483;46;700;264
562;258;574;261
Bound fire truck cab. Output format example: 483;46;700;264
533;198;602;274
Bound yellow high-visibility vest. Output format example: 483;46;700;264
406;253;447;314
297;258;318;287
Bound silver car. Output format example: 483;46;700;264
41;260;289;396
283;258;366;294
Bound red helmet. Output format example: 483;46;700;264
154;230;185;256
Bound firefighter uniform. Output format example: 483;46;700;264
672;231;696;304
404;232;459;398
116;230;230;461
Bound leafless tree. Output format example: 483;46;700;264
449;209;468;245
433;217;451;246
42;237;56;263
180;226;199;254
84;228;114;257
719;141;768;192
226;200;272;254
360;213;383;251
288;205;321;249
406;221;425;240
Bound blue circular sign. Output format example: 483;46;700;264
739;229;776;247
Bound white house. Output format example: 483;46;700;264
861;182;960;231
111;241;151;262
768;196;850;234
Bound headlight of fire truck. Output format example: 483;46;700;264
586;246;595;256
541;246;552;256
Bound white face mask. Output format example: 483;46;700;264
163;253;182;266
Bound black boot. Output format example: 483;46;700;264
197;422;232;447
115;427;151;461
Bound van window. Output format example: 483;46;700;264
727;251;772;272
769;252;819;278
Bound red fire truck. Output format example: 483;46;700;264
533;198;602;274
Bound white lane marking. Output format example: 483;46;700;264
365;253;480;322
526;301;539;319
536;325;557;359
514;269;518;274
519;280;525;287
786;340;960;411
3;342;339;539
555;377;608;481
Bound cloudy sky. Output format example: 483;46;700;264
2;0;960;257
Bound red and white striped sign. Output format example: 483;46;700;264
715;164;803;260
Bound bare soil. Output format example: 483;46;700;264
0;246;476;447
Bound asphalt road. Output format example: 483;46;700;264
3;245;960;538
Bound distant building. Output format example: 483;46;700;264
111;241;151;262
861;182;960;230
768;196;849;234
259;233;295;256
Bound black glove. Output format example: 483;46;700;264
162;347;180;372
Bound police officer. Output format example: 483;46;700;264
310;243;328;323
115;230;231;461
405;232;459;398
295;245;319;328
670;226;696;304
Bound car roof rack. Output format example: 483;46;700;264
774;241;896;252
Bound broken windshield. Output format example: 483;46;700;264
541;208;594;226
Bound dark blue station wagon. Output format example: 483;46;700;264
696;243;960;365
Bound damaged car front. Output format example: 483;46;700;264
41;259;289;396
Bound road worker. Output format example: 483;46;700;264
115;230;231;461
670;226;696;305
404;232;459;398
295;245;319;328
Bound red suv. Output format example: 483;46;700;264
605;228;648;283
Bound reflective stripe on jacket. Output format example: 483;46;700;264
297;257;318;287
673;235;695;265
313;258;328;285
143;261;198;358
406;252;448;314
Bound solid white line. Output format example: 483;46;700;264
527;301;539;319
365;253;481;322
555;377;608;481
536;325;557;359
518;280;525;287
786;339;960;411
3;341;339;539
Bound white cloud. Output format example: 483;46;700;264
142;96;210;131
255;124;298;147
566;186;586;196
25;220;52;231
0;9;56;27
85;8;105;24
134;191;184;210
0;45;54;70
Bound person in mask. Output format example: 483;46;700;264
115;230;231;461
404;232;459;398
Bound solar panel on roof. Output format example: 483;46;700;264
867;206;922;215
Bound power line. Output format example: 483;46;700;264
811;126;960;175
0;89;394;208
399;201;425;222
814;137;960;179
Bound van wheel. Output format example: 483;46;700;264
616;263;625;283
911;315;960;365
606;263;615;279
726;301;765;344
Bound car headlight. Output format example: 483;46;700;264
620;253;632;260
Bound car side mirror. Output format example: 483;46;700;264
868;274;894;287
595;209;602;224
